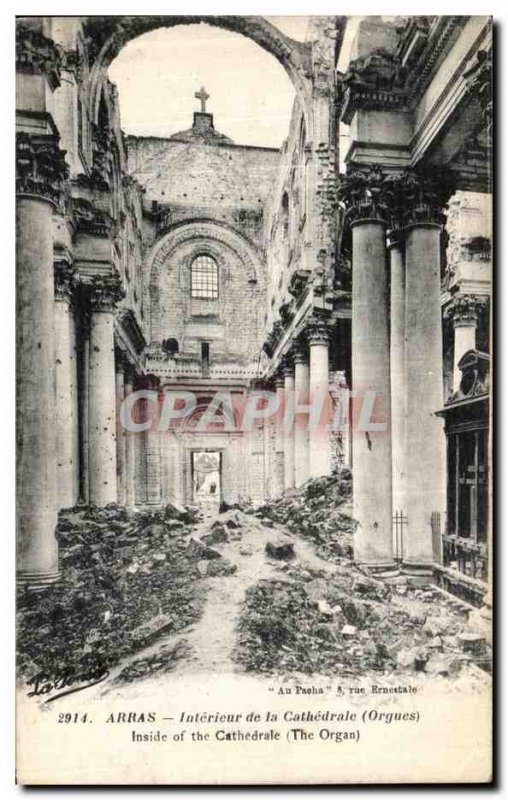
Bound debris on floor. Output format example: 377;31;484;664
234;567;492;678
113;641;191;685
265;541;295;561
16;502;235;683
253;467;354;561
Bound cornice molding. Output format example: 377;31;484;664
16;24;62;90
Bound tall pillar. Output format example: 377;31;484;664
124;367;136;507
308;321;332;479
87;276;124;506
293;343;310;487
405;216;446;571
80;320;90;503
274;374;285;495
54;264;79;509
283;360;295;490
145;376;162;505
349;215;393;569
389;233;406;530
115;351;127;505
16;133;67;585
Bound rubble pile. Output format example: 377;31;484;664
234;567;491;678
253;468;355;561
113;641;191;684
16;502;233;681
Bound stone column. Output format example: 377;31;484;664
405;215;446;571
80;320;90;503
389;232;406;527
283;359;295;490
293;343;310;487
115;351;127;505
145;376;162;505
124;367;136;507
308;321;332;479
87;276;124;506
448;296;483;392
16;133;67;586
349;214;393;569
54;264;79;509
274;374;285;495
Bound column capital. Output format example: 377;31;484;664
306;317;332;346
445;294;487;327
86;274;125;312
16;132;68;206
281;354;294;378
123;362;137;386
292;339;309;364
16;23;62;89
274;372;285;389
115;347;129;372
340;166;455;232
386;168;454;229
338;166;390;225
54;262;75;304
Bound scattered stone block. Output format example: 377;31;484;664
457;632;486;656
130;614;174;648
265;541;295;561
206;559;238;577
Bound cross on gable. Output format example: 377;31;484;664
194;86;210;113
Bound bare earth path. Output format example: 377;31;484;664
171;513;335;675
88;511;336;695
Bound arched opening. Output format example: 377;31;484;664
108;22;301;148
190;254;219;300
85;15;312;133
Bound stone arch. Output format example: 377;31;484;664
84;15;313;133
148;219;264;288
146;219;265;345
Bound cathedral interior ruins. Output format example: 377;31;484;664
16;16;492;609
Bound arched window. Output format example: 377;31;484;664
191;254;219;299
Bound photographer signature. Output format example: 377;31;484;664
26;664;110;702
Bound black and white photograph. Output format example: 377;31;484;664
13;11;493;785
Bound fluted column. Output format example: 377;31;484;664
115;351;127;505
293;343;310;487
274;374;285;495
124;367;136;507
283;359;295;490
404;207;447;571
54;264;79;509
87;276;124;506
389;232;406;528
308;321;332;479
16;133;67;585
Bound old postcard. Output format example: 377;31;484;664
15;13;493;785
